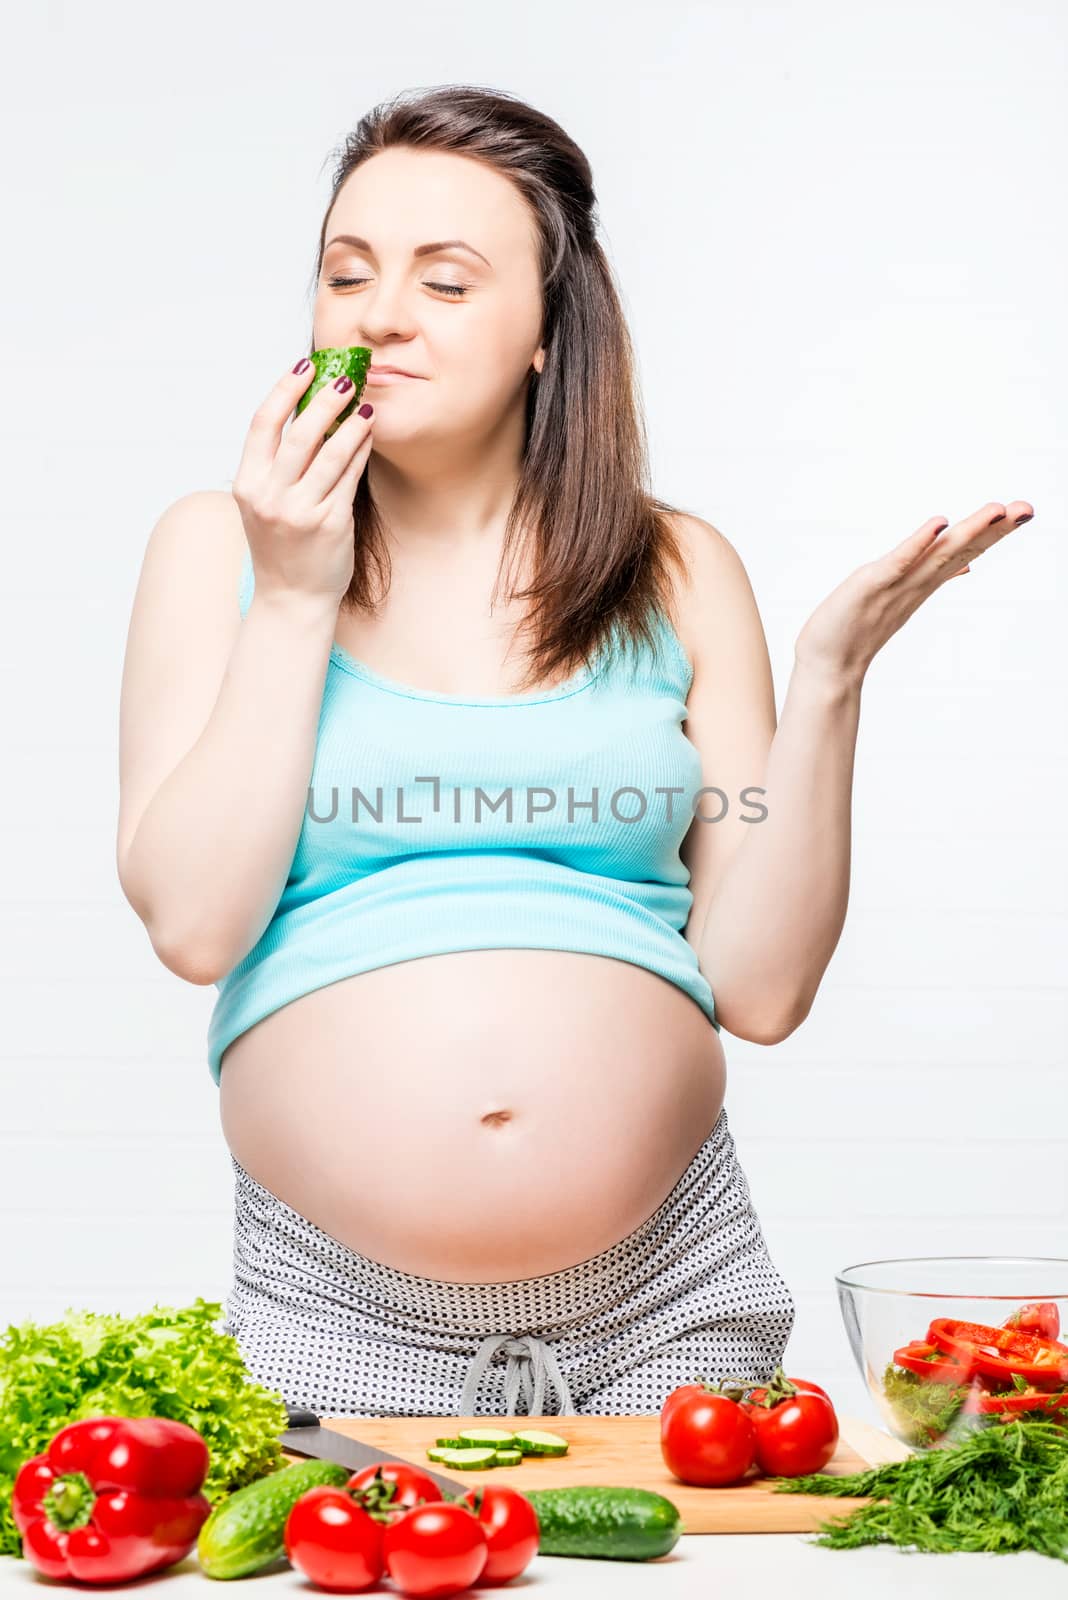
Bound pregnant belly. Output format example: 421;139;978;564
218;949;727;1282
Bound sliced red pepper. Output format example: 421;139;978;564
892;1339;975;1384
927;1317;1068;1390
962;1386;1068;1415
11;1415;212;1584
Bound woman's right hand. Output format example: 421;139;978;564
231;358;375;608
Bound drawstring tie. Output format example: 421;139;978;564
458;1333;574;1416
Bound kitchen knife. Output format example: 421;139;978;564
281;1404;468;1498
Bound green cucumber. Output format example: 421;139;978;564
511;1429;569;1456
293;346;373;438
522;1485;683;1561
433;1446;499;1470
491;1448;523;1466
457;1427;518;1450
197;1457;351;1579
435;1436;465;1449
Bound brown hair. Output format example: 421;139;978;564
307;84;691;693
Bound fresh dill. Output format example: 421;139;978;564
772;1416;1068;1562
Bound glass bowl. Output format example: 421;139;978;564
836;1256;1068;1451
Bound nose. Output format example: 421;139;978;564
350;277;422;349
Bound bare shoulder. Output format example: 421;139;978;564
178;486;246;555
144;486;245;548
205;485;246;530
661;510;765;672
124;487;249;692
205;485;249;570
141;488;247;594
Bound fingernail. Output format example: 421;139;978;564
293;357;312;374
333;376;353;394
1017;513;1033;524
358;402;374;418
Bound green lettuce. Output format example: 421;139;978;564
0;1297;289;1560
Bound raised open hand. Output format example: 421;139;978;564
793;500;1035;690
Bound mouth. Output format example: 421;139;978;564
367;365;425;381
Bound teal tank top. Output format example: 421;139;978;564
206;546;720;1084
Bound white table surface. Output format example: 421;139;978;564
3;1536;1061;1598
2;1416;1064;1597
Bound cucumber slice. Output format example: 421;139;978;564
512;1429;570;1456
434;1447;500;1470
457;1428;518;1450
491;1448;523;1466
435;1436;466;1449
425;1447;452;1463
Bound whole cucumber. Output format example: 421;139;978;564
522;1484;683;1561
197;1457;352;1579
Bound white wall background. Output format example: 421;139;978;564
3;0;1065;1425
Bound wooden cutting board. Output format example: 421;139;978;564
281;1413;911;1534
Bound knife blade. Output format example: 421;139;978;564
281;1405;468;1499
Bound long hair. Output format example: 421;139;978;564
307;84;690;692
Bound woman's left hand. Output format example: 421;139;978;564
794;500;1035;691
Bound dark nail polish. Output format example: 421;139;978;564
334;376;353;394
358;402;374;418
1017;513;1033;523
293;357;311;374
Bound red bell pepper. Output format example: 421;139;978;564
927;1317;1068;1391
962;1385;1068;1416
11;1415;212;1584
892;1338;976;1384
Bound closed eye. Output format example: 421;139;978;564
326;276;469;298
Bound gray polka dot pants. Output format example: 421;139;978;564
216;1107;796;1419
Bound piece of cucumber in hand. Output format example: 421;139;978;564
294;346;373;437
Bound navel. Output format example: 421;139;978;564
480;1108;515;1128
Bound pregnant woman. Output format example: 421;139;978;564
116;86;1033;1419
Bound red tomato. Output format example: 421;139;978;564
456;1484;539;1583
1004;1302;1061;1342
660;1382;711;1431
741;1391;839;1476
382;1501;488;1598
347;1462;443;1523
284;1485;384;1593
661;1391;756;1486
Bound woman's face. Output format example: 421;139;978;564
313;147;546;453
